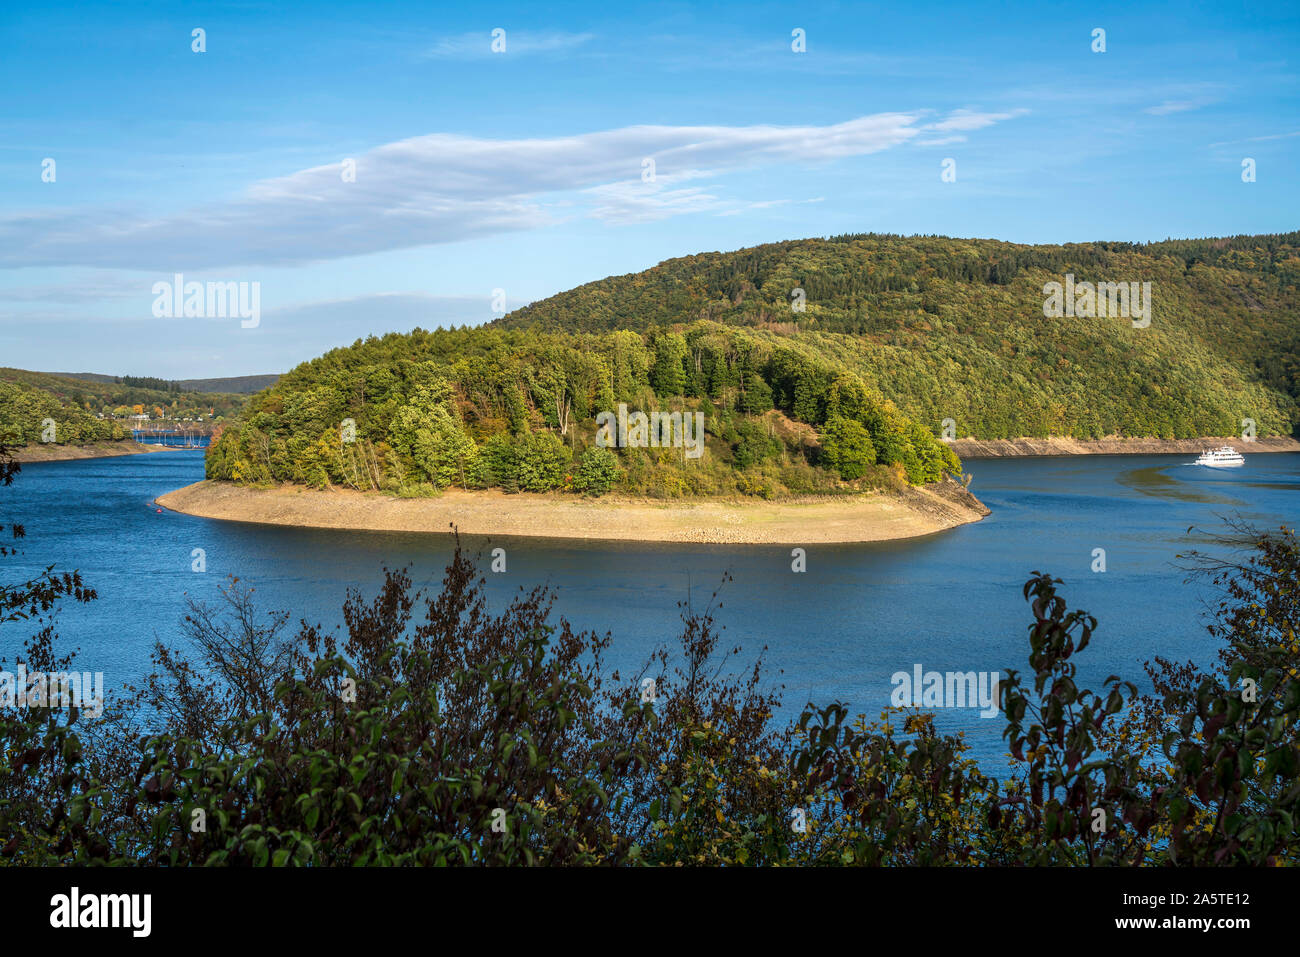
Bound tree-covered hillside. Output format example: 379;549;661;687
207;232;1299;500
499;233;1300;439
0;369;248;424
0;368;251;448
0;379;129;446
205;323;960;498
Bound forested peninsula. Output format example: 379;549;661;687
176;232;1297;538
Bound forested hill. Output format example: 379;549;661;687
206;231;1298;503
497;233;1300;439
0;368;248;447
55;372;280;395
206;320;962;499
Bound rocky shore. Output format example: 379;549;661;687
11;441;169;463
157;477;989;545
948;436;1300;458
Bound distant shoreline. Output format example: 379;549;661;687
948;436;1300;458
156;479;990;545
11;441;169;463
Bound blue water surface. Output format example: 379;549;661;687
3;449;1296;771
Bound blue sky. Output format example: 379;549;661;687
1;0;1297;378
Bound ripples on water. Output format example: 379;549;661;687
3;449;1297;771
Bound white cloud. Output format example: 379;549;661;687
424;30;594;58
915;135;968;147
910;109;1029;147
0;275;142;304
922;108;1029;133
0;110;1024;271
585;169;726;223
1207;129;1300;148
1144;98;1214;115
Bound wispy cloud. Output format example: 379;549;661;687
586;170;725;223
1144;98;1215;115
612;33;975;78
0;110;1024;270
1208;129;1300;147
716;197;826;218
922;108;1030;132
423;30;594;59
0;275;143;304
912;108;1029;146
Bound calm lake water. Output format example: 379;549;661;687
3;449;1297;771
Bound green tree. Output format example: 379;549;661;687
574;446;619;495
388;384;479;488
819;416;876;480
732;420;780;470
739;373;774;414
650;333;688;397
514;431;571;492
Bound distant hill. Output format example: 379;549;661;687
0;368;251;443
0;376;129;446
53;372;280;395
176;374;279;394
498;232;1300;439
51;372;118;384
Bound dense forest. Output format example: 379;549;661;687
500;232;1300;440
205;323;960;498
0;369;248;447
0;380;129;445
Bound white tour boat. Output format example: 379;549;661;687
1194;446;1245;468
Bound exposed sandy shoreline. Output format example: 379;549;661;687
157;479;990;545
948;436;1300;458
11;441;169;463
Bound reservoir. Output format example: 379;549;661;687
3;449;1296;770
